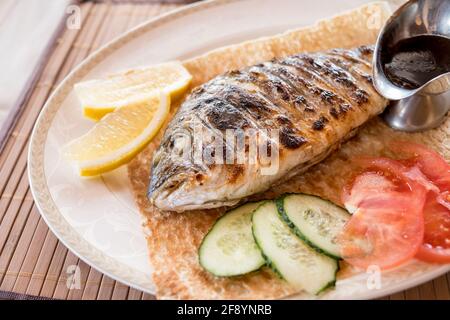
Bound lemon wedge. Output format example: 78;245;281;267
74;61;191;121
63;92;170;177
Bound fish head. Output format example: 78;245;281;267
147;113;246;211
147;111;278;211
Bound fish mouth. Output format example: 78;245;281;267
147;171;187;206
153;196;240;212
148;176;240;212
148;163;243;212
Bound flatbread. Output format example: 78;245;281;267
128;1;449;299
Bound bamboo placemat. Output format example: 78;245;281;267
0;0;449;300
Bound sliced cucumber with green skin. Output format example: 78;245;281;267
199;202;265;277
277;194;351;259
252;201;339;295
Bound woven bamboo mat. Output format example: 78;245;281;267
0;0;449;300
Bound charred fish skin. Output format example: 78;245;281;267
148;46;388;212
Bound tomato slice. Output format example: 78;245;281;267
436;192;450;211
389;141;450;263
338;158;426;270
389;141;450;189
341;172;396;214
416;195;450;263
339;197;425;271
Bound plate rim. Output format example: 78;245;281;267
28;0;450;299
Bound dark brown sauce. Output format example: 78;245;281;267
382;34;450;90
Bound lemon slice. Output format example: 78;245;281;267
63;92;170;176
74;61;191;121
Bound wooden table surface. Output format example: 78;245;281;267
0;0;449;300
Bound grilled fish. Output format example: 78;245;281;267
148;46;388;212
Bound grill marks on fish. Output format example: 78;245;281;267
230;69;308;149
265;63;347;124
312;116;329;131
282;55;369;108
148;46;387;211
328;55;373;85
227;69;299;119
206;101;250;130
277;60;355;126
215;84;277;123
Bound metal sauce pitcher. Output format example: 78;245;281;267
373;0;450;132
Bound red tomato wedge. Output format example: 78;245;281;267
389;141;450;189
437;192;450;211
416;195;450;263
389;141;450;263
338;158;426;270
342;171;396;214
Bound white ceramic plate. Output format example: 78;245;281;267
29;0;450;299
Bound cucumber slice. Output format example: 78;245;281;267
252;201;338;295
277;194;350;259
199;202;265;276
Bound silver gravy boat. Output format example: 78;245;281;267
373;0;450;132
